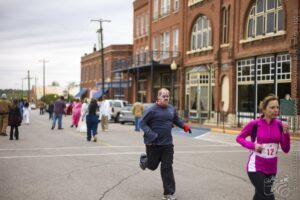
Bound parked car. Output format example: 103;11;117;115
105;99;128;122
119;103;154;125
119;105;134;124
29;103;36;110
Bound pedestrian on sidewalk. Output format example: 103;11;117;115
86;99;99;142
39;101;45;115
100;95;110;132
71;99;82;128
139;88;191;200
51;96;66;130
8;99;22;140
0;93;12;136
23;102;31;125
47;101;54;120
77;98;88;133
132;101;144;131
236;95;290;200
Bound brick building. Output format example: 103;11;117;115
80;44;133;99
118;0;299;127
81;0;300;127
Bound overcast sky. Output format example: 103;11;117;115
0;0;133;90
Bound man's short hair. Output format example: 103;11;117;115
157;88;169;97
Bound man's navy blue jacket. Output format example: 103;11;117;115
140;104;185;145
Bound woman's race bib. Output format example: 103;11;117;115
260;143;279;158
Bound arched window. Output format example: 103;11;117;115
247;0;284;38
190;15;212;50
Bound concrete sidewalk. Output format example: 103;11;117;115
190;123;300;141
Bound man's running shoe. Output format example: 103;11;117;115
162;194;176;200
139;153;147;170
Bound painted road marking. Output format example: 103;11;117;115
1;149;298;159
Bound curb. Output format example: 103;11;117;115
210;128;300;141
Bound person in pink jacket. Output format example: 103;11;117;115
236;95;290;200
71;99;82;128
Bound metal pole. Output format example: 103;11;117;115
254;56;257;119
39;59;49;99
119;75;121;99
35;77;37;101
100;24;105;97
21;78;24;99
43;61;45;98
151;60;154;102
274;53;278;96
171;70;174;105
91;19;111;97
27;70;30;102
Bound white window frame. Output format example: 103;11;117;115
246;0;284;38
145;13;149;34
222;7;230;44
161;0;170;17
140;15;144;36
172;28;179;56
160;32;170;59
190;16;212;51
174;0;179;12
135;16;140;37
152;36;159;61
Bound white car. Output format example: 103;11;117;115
106;99;128;122
29;103;36;109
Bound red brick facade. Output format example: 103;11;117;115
80;45;132;99
80;0;299;126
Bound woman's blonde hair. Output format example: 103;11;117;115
259;95;279;112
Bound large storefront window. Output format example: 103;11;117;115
237;53;291;118
238;85;254;112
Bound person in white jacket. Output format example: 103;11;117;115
23;102;31;125
100;96;111;132
77;99;89;133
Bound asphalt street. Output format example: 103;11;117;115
0;110;299;200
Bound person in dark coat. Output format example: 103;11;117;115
8;99;22;140
86;99;99;142
48;102;54;120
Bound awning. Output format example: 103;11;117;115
92;88;108;99
75;88;87;98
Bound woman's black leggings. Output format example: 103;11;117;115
248;172;276;200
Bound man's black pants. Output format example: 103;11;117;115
146;144;175;195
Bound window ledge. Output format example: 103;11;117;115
134;34;149;40
188;0;204;7
240;31;286;44
220;43;230;48
186;46;213;55
160;12;171;19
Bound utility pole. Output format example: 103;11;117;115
35;77;38;101
21;78;25;99
24;70;33;102
91;19;111;97
39;59;49;99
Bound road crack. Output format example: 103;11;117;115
98;170;141;200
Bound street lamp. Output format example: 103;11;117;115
91;19;111;97
170;60;177;106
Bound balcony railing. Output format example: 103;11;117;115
112;50;181;72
